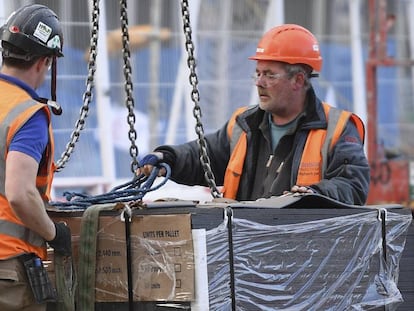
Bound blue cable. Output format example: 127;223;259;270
49;163;171;210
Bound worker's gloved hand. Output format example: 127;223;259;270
137;152;166;176
48;222;72;256
141;152;163;167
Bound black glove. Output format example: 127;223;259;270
48;222;72;256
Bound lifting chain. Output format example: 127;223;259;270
55;0;100;171
55;0;139;174
120;0;139;174
180;0;222;198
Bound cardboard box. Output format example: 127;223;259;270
47;212;194;302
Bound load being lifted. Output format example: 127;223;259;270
47;196;412;310
45;0;414;310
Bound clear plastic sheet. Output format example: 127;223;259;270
206;209;412;311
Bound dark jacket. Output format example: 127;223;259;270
156;88;370;205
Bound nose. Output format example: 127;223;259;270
255;74;267;87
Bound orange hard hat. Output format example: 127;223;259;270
249;24;322;72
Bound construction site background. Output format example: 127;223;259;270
1;0;413;203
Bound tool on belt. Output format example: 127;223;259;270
21;254;57;303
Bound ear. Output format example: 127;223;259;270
35;57;49;72
291;72;306;90
34;58;44;72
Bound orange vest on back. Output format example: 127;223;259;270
0;80;55;260
223;103;365;199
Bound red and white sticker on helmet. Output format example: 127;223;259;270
33;21;52;43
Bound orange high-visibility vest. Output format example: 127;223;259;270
0;80;55;260
223;103;365;199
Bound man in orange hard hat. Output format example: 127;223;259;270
139;24;370;205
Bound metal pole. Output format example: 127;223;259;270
166;0;201;144
312;0;326;36
216;0;232;126
366;0;379;162
249;0;284;107
408;0;414;104
149;0;162;150
88;0;116;187
350;0;367;154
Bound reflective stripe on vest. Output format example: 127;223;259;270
0;101;45;195
224;107;249;199
298;104;343;185
223;103;365;199
0;219;45;247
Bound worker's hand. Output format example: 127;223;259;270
284;185;315;195
48;222;72;256
136;152;166;177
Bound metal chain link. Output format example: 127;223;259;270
120;0;139;174
55;0;100;171
180;0;222;198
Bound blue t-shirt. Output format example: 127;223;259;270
0;73;49;164
9;110;49;163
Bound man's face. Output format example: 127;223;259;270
254;60;295;118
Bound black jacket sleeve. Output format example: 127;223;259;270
154;123;231;187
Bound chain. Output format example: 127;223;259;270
180;0;221;198
55;0;100;171
120;0;139;174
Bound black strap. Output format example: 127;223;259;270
51;57;57;102
226;207;236;311
380;209;387;311
381;209;387;263
123;209;134;310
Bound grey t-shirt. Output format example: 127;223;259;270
269;114;299;150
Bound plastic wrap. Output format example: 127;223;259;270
47;205;411;310
47;212;195;308
206;209;412;311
